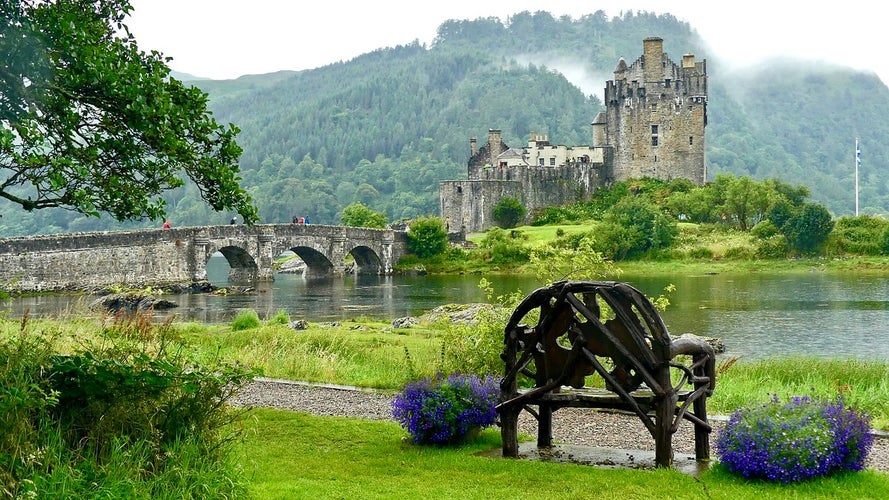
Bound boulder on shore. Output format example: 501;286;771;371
90;293;177;313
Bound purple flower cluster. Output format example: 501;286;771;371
716;395;874;483
391;373;499;445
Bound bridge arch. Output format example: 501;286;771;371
208;244;259;285
348;245;384;275
288;245;335;278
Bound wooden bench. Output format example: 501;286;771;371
496;280;716;468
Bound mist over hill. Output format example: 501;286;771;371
2;10;887;236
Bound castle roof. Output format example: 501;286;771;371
498;148;527;163
614;57;627;73
592;111;606;125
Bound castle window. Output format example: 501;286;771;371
539;158;545;166
665;78;671;86
456;186;462;194
550;157;556;166
652;136;659;146
651;124;659;147
689;136;693;145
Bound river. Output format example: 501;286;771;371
3;255;888;360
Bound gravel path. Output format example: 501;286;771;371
230;378;889;473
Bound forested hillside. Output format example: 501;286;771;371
2;10;887;236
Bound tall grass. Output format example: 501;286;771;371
183;319;445;389
710;357;889;429
0;313;253;498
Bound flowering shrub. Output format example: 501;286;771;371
392;373;499;445
716;395;873;483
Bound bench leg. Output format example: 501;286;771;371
693;396;710;461
537;404;553;447
500;406;520;457
654;399;674;468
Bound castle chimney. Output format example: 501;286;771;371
470;138;477;157
488;129;502;166
643;36;664;84
591;111;606;147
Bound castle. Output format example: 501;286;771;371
439;37;708;233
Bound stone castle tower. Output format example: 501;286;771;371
606;36;707;183
439;37;707;234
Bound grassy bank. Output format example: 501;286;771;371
9;317;889;430
409;221;889;277
191;320;889;431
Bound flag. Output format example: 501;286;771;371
857;141;861;168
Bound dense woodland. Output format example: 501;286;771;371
3;10;889;236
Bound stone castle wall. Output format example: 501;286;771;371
439;179;523;234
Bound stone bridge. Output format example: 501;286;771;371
0;224;409;292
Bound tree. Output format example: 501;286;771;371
0;0;256;223
594;196;678;259
720;174;771;231
341;202;387;228
781;202;834;254
406;216;447;258
492;196;526;229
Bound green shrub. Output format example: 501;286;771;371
478;227;531;266
438;307;507;376
231;310;261;330
723;246;754;259
492;196;527;229
592;196;678;260
406;216;448;258
755;235;789;259
268;309;291;325
750;220;780;239
689;247;714;259
769;202;834;255
531;204;595;225
828;215;889;256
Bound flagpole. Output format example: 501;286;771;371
855;138;860;216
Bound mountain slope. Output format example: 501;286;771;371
1;10;886;236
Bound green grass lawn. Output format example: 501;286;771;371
238;409;889;499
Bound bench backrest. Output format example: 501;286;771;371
504;280;683;395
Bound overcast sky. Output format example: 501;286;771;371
126;0;885;87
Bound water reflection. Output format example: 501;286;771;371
2;260;888;360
